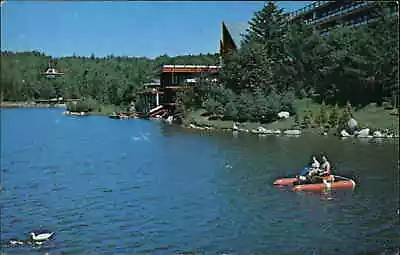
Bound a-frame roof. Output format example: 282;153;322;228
223;21;249;49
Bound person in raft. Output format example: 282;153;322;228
296;155;332;184
320;155;331;177
296;156;320;184
309;155;332;183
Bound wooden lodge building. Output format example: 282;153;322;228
140;1;397;118
139;65;221;117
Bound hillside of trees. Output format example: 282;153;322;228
0;51;219;110
176;1;399;126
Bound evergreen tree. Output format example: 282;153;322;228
338;101;353;130
329;104;339;128
243;1;289;60
317;101;328;127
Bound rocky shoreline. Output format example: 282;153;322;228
4;102;398;141
182;122;399;140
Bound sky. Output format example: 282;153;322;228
1;1;312;58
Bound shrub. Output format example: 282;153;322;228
280;90;296;114
338;101;352;130
329;104;339;128
236;92;255;122
176;88;197;113
302;110;313;128
382;101;394;110
203;98;224;116
66;97;99;112
224;101;239;120
317;101;329;127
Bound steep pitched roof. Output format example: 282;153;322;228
223;21;249;49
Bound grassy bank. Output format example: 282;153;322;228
88;104;125;116
0;100;125;117
183;99;399;135
65;97;129;116
0;101;66;108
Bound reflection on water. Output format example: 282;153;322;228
0;108;399;255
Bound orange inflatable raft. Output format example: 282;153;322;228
273;175;356;192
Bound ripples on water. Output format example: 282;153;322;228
0;108;399;255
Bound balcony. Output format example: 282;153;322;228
310;2;375;26
289;1;334;20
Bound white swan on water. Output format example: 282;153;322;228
30;232;54;242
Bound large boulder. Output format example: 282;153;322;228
251;127;274;134
358;128;370;138
277;111;290;119
347;118;358;131
340;129;351;137
284;129;302;136
257;126;267;133
373;130;384;138
165;116;174;124
264;129;275;134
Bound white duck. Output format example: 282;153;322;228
8;240;25;245
30;232;54;242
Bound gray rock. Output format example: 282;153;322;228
340;129;351;137
373;130;384;138
252;127;275;135
264;129;275;134
347;118;358;130
189;124;206;130
258;127;267;133
358;128;370;138
277;111;290;119
283;130;302;135
252;126;267;134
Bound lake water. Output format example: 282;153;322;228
1;108;399;255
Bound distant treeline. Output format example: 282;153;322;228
0;51;219;108
176;1;399;123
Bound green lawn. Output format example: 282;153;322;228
185;99;399;134
352;103;399;132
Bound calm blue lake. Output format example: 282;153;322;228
1;108;399;255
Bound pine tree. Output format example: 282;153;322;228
302;110;313;128
329;103;339;128
338;101;353;130
317;101;328;127
243;1;288;60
